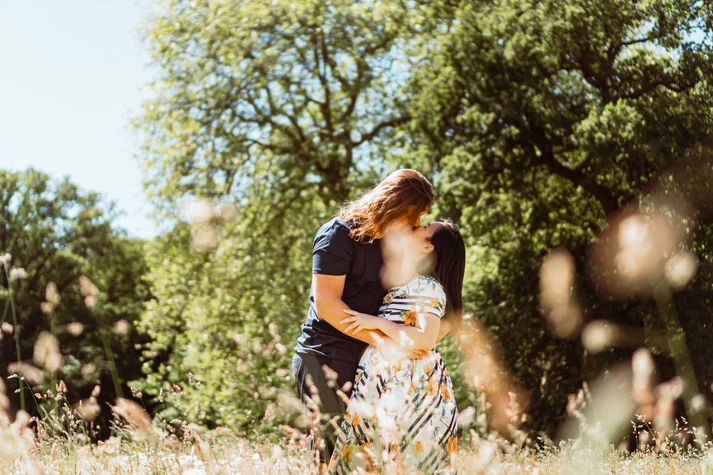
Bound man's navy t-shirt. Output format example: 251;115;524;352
294;218;387;363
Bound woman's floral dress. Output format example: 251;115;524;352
329;276;458;474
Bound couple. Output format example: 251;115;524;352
292;169;465;474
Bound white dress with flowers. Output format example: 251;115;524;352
329;276;458;474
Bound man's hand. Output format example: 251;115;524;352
341;309;384;335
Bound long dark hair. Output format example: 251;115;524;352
430;220;466;335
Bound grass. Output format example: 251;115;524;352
2;236;712;474
2;426;711;475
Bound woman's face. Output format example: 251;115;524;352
387;209;429;235
410;222;442;255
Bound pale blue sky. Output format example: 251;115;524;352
0;0;157;238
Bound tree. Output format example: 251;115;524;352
135;0;442;210
0;169;149;439
409;0;713;435
132;0;463;435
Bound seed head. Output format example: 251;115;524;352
45;281;61;306
112;398;151;431
9;268;26;281
65;322;84;336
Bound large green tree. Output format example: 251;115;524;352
409;0;713;435
134;0;454;434
0;169;149;439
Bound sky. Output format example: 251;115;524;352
0;0;157;239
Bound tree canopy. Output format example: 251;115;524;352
0;169;149;439
130;0;713;439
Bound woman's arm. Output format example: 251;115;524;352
342;310;441;351
313;274;390;345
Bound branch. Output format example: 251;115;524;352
352;115;411;147
539;146;618;216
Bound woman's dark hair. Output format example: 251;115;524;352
430;220;466;335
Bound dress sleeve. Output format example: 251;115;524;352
312;220;354;275
413;277;447;319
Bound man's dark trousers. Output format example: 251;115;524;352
292;353;358;462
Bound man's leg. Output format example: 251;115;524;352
292;353;357;463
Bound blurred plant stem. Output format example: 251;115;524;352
653;281;711;443
3;261;25;411
99;328;124;400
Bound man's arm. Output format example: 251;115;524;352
313;273;388;345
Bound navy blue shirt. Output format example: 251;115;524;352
294;218;387;363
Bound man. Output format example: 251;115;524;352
292;169;436;462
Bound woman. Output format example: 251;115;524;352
292;169;439;463
329;221;466;474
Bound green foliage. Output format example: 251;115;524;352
134;0;713;441
135;0;443;208
0;168;149;439
132;0;461;437
409;0;713;434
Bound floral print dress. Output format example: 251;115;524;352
329;276;458;474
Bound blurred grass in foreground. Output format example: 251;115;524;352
1;427;710;475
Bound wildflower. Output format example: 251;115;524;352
76;397;101;421
581;320;617;354
65;322;84;336
1;253;11;263
665;252;698;290
539;249;581;338
79;275;98;297
84;295;97;309
112;398;151;432
34;331;64;372
2;322;13;334
7;362;44;385
268;323;281;341
457;406;476;427
0;393;9;415
113;319;130;335
45;281;60;306
191;224;220;252
184;198;214;224
322;365;338;385
81;363;96;377
219;203;238;222
9;268;26;280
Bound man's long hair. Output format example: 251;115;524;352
339;169;434;242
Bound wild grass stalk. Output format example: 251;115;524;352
3;258;25;411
